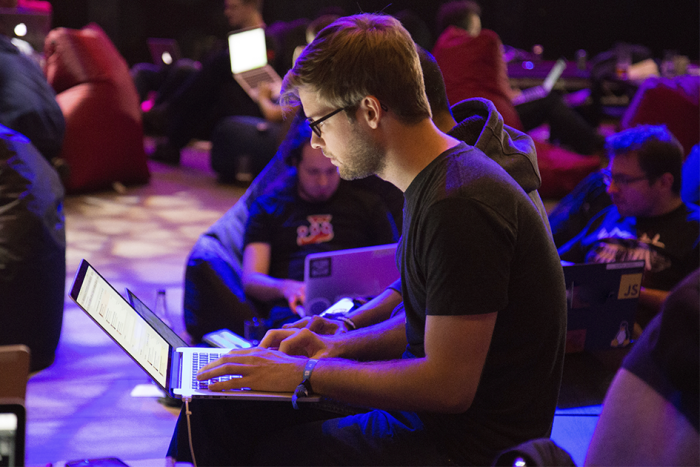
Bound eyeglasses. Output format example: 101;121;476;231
601;169;648;187
308;107;346;138
307;102;389;138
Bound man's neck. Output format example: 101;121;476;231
240;13;265;30
378;119;460;192
646;196;684;218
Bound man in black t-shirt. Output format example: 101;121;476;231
242;116;398;323
559;125;700;328
167;15;566;466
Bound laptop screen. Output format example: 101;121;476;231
72;262;171;388
228;27;268;74
0;403;25;467
541;58;567;92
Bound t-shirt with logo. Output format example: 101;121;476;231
558;203;700;292
244;178;399;282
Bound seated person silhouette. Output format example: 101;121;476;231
240;112;399;330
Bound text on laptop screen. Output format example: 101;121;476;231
76;267;170;387
228;27;268;74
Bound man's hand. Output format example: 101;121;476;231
283;315;350;335
196;347;305;393
260;327;336;359
280;280;306;315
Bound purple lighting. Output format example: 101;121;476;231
522;61;534;70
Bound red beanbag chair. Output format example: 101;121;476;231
44;23;149;193
622;76;700;156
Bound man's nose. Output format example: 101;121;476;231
310;134;323;150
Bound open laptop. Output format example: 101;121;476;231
0;400;25;467
126;289;252;350
70;259;318;402
511;58;567;106
563;260;645;353
304;244;400;316
228;27;282;100
147;38;181;66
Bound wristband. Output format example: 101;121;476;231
337;316;357;331
292;358;319;410
320;312;357;331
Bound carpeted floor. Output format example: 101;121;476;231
25;142;246;465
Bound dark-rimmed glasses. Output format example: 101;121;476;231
308;107;346;137
601;169;648;187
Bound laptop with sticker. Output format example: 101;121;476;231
563;260;645;352
304;244;400;316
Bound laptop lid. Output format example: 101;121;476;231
70;260;174;392
126;289;188;349
147;38;181;66
0;401;25;467
541;58;567;93
72;260;318;402
228;27;269;74
304;244;400;316
563;260;644;352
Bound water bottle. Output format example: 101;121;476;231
154;289;172;327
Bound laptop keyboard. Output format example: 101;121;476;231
513;86;546;106
241;68;275;89
191;351;238;390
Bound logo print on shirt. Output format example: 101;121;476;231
297;215;334;246
589;231;671;273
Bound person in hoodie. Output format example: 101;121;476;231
289;46;553;335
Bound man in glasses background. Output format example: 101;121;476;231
559;124;699;331
239;112;399;330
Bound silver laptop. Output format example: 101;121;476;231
563;260;645;352
147;38;181;66
512;58;567;106
70;259;318;402
304;244;400;316
228;27;282;100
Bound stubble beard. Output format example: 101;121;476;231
334;125;386;181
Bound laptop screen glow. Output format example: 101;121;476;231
229;27;268;74
75;266;170;387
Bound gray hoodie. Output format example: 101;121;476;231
449;97;551;235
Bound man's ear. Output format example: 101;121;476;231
656;172;675;191
359;96;385;130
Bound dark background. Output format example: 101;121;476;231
50;0;699;66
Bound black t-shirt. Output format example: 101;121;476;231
399;143;567;465
244;178;399;282
558;203;700;292
622;269;699;431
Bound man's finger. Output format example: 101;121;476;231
259;328;298;349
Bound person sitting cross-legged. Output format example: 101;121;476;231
558;125;700;332
240;112;399;329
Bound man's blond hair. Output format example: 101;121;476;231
281;14;431;125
